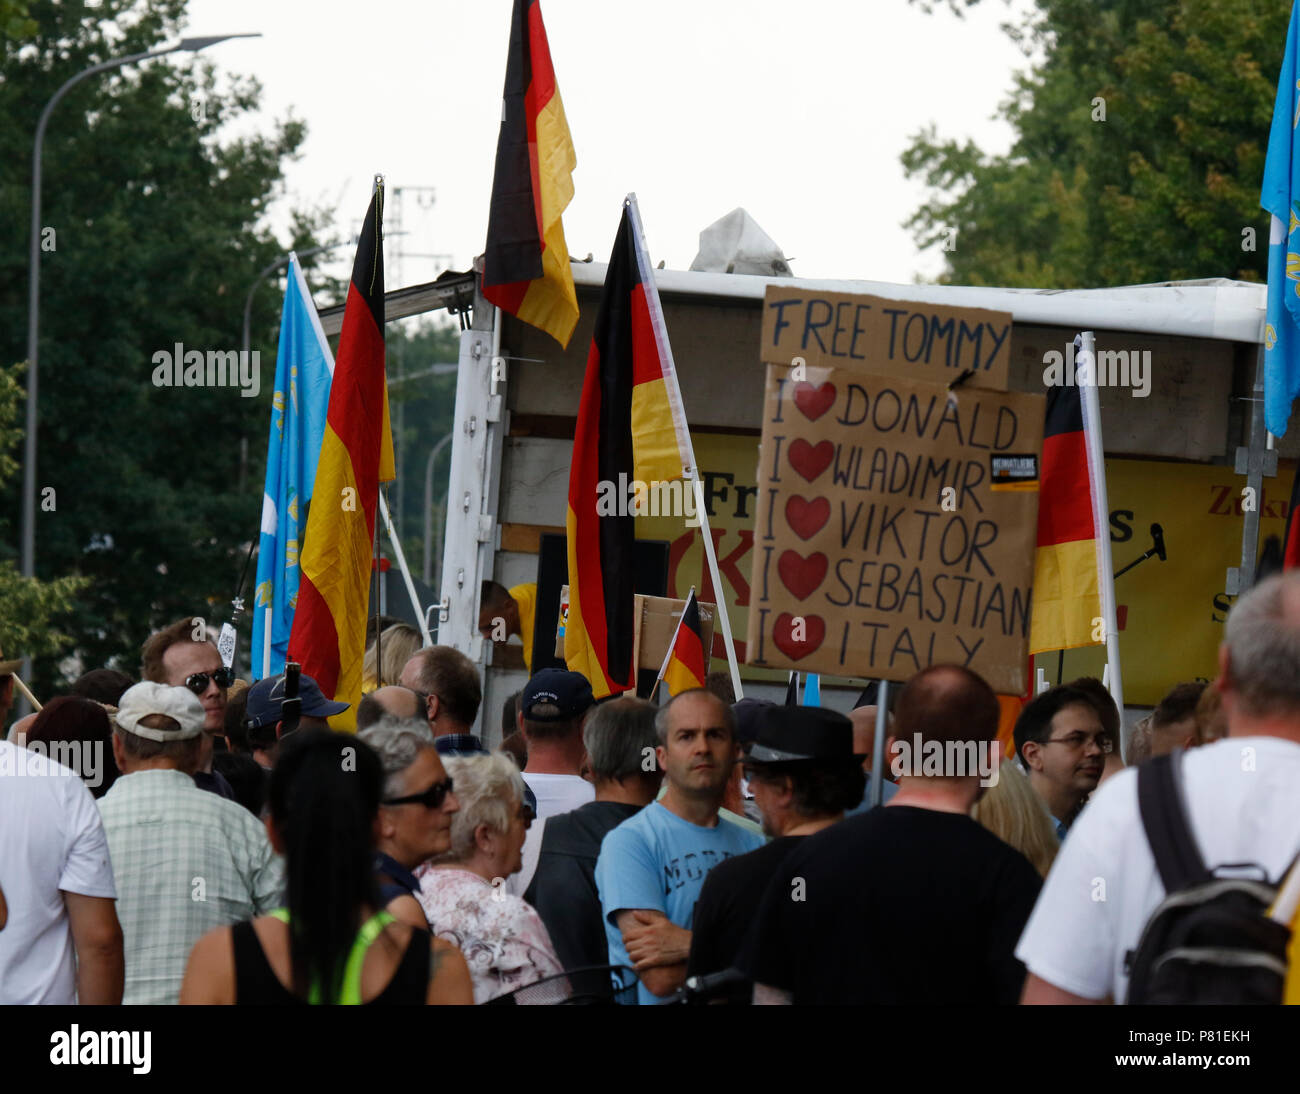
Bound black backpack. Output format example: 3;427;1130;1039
1125;751;1294;1004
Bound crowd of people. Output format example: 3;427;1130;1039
2;568;1298;1005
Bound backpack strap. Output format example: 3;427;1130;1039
1137;752;1210;893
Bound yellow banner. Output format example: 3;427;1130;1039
1051;458;1290;705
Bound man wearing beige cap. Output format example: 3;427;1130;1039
98;682;283;1004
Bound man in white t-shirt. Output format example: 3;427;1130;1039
1018;570;1300;1003
507;668;596;896
0;737;123;1003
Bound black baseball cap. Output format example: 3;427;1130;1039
744;706;863;764
521;668;594;722
245;672;348;730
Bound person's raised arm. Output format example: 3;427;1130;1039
63;892;123;1005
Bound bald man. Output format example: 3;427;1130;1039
744;665;1041;1005
356;686;424;731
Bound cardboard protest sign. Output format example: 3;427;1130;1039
760;285;1013;391
745;363;1045;694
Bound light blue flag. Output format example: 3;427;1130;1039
250;255;335;679
802;673;821;707
1262;0;1300;438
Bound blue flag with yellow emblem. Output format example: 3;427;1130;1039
1263;0;1300;438
251;255;334;679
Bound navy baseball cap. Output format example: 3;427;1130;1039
244;672;348;730
521;668;594;722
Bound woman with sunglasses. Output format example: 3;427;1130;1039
415;751;563;1003
358;716;461;928
180;731;473;1005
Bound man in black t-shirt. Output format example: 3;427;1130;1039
687;706;864;999
524;697;662;971
740;664;1042;1005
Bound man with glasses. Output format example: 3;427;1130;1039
141;617;238;800
1013;684;1111;839
1019;571;1300;1003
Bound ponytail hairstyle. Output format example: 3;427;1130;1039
267;730;383;1001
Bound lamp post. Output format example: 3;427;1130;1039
20;33;259;695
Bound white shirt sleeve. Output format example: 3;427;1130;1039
1015;787;1125;1001
59;777;116;899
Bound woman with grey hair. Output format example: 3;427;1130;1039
414;752;563;1002
358;716;460;929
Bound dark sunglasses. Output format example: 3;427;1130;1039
184;668;235;695
383;776;454;810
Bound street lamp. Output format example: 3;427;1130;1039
20;32;260;693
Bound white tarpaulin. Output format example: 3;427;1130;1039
689;208;793;277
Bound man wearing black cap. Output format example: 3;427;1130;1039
508;668;596;896
687;706;865;995
243;671;349;769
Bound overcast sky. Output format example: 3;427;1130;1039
183;0;1031;292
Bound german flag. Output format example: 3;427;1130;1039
289;184;395;729
482;0;578;347
1029;379;1101;654
564;203;692;697
662;591;707;698
1284;466;1300;569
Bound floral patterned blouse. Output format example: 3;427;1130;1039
414;865;564;1003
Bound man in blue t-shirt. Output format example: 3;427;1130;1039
595;688;763;1004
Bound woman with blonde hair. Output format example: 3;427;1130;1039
971;760;1060;879
362;623;422;692
415;751;563;1002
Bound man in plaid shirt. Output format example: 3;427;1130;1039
99;682;283;1004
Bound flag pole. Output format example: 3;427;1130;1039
649;586;695;703
1078;331;1124;747
379;491;433;646
625;193;744;699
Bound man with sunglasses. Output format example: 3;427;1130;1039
142;618;238;800
1013;684;1111;839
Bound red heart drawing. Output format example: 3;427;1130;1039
778;550;828;601
785;495;830;540
773;612;825;662
793;382;836;421
788;439;833;483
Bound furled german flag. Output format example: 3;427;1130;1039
288;184;395;729
1284;467;1300;569
661;590;707;698
1029;379;1102;653
482;0;578;347
564;201;693;697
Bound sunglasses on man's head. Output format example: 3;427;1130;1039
383;776;454;810
184;668;234;695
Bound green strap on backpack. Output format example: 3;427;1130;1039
270;908;396;1005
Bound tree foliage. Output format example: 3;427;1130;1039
0;0;334;686
903;0;1287;287
0;361;87;664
